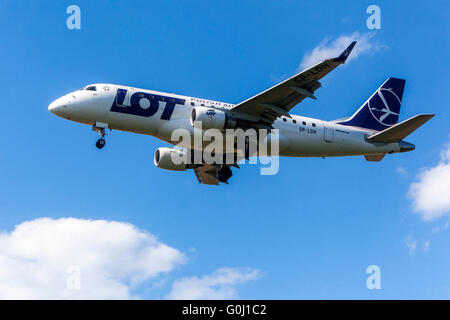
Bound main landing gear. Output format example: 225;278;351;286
217;165;233;184
92;122;109;149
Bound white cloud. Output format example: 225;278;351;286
432;220;450;234
405;235;432;255
423;240;430;252
299;32;384;70
396;166;408;176
408;144;450;221
405;235;417;256
0;218;186;299
166;267;260;300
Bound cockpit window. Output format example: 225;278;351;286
85;86;97;91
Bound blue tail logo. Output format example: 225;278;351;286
339;77;406;131
368;87;401;126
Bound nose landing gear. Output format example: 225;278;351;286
96;138;106;149
92;122;109;149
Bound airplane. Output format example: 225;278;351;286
48;41;434;185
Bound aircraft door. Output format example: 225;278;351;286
323;122;334;143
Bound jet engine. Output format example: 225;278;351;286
190;107;236;130
154;147;188;171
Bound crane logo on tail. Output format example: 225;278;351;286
368;88;401;126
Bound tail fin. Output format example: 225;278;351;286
338;77;406;131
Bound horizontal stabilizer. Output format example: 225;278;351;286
367;114;434;143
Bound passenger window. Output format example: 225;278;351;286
191;102;195;106
293;119;297;124
283;118;287;122
312;123;316;127
302;121;306;125
85;86;97;91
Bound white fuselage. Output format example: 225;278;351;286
48;83;403;157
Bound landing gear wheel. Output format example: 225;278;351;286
96;138;106;149
217;166;232;183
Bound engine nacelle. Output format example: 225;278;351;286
190;107;236;130
154;147;188;171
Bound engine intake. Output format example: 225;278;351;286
190;107;236;130
154;147;188;171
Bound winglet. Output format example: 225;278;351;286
333;41;357;63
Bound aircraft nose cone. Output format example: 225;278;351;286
48;97;67;116
48;100;58;114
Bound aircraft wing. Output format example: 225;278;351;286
229;41;356;129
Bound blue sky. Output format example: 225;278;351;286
0;0;449;299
